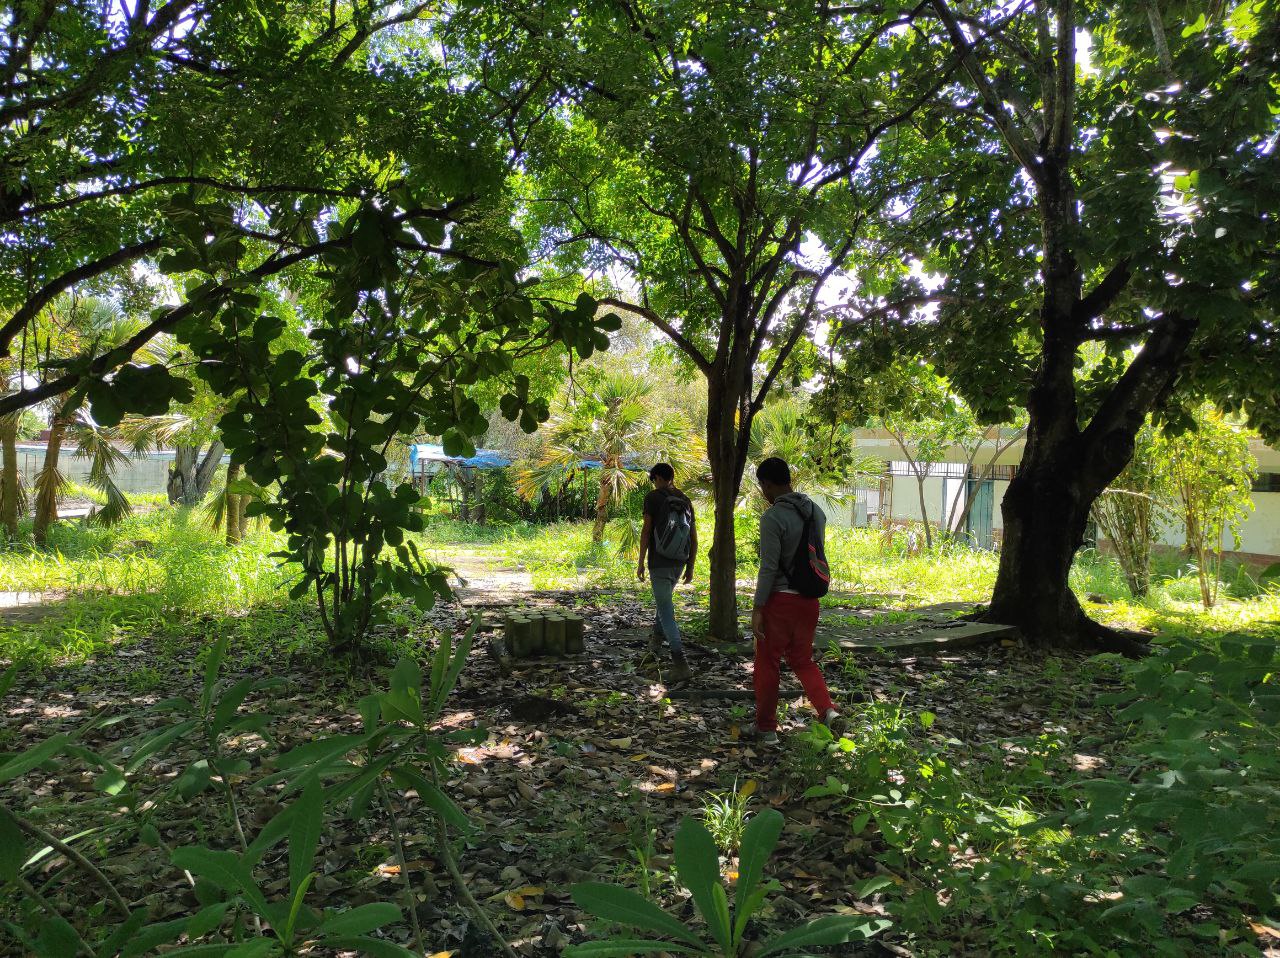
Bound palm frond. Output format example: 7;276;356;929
87;475;133;527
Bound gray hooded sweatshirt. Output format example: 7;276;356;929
753;492;827;610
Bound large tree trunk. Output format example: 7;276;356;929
984;156;1195;655
168;441;225;506
33;413;70;548
705;352;754;641
986;445;1101;648
0;413;19;538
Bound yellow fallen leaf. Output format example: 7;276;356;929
724;870;739;882
429;952;454;958
738;779;757;798
1251;921;1280;940
376;863;401;876
608;736;633;748
504;892;525;911
629;753;649;761
655;781;676;793
518;885;545;897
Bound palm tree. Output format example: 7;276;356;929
31;296;166;545
517;371;704;542
744;397;881;510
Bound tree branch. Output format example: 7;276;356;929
931;0;1044;180
0;239;165;357
1074;258;1132;323
597;297;713;375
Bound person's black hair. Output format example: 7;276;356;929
649;462;675;482
756;456;791;486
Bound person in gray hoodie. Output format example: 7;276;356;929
744;457;843;745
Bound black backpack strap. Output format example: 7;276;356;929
782;499;814;577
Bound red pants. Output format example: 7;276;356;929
754;592;834;731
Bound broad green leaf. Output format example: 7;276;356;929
570;883;703;946
34;916;82;958
171;847;271;919
186;901;233;939
757;915;892;956
119;916;189;957
734;808;782;918
674;817;731;952
201;636;230;716
288;783;323;896
0;735;68;785
563;941;699;957
95;910;149;958
0;806;26;883
316;902;402;936
212;678;259;736
318;936;417;958
387;766;471;831
0;663;18;700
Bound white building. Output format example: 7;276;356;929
817;429;1280;565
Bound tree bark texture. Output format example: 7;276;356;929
168;441;224;506
33;411;69;548
0;413;19;537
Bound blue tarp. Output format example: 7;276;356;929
410;444;512;472
409;443;648;473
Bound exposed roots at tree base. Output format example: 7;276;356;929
979;608;1153;659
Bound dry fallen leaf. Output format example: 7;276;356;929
655;782;676;793
429;952;454;958
504;891;526;910
738;779;757;798
608;736;633;748
1250;921;1280;940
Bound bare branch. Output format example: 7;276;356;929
597;297;713;375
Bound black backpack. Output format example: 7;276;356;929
652;490;693;562
785;500;830;598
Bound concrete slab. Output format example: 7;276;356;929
821;619;1016;652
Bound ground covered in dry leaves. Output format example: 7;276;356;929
4;558;1166;958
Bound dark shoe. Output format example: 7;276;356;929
822;709;847;737
669;652;692;685
739;724;780;746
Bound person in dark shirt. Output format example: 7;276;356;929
637;462;696;684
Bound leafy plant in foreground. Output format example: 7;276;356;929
566;809;889;957
0;623;490;957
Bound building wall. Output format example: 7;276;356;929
1149;490;1280;562
13;445;226;498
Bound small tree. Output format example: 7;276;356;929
1152;407;1256;609
516;370;703;542
1091;424;1163;598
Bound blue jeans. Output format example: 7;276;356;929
650;565;683;654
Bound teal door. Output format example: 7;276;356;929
966;479;995;550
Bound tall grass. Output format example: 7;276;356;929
0;510;303;665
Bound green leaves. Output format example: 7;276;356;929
673;817;732;952
316;903;403;936
733;808;782;921
288;783;323;898
569;883;703;946
570;807;885;956
756;915;893;956
0;805;26;884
